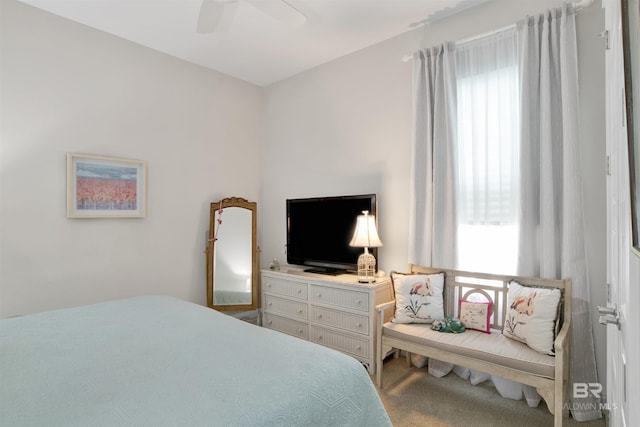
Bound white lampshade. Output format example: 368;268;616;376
349;211;383;248
349;211;382;283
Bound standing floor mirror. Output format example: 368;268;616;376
206;197;259;313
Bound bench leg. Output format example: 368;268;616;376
537;380;568;427
554;410;563;427
537;388;555;415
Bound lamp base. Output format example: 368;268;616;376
357;251;377;284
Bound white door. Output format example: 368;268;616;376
604;1;640;426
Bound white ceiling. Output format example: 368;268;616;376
18;0;489;86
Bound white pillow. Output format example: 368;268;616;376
391;272;445;324
502;280;561;355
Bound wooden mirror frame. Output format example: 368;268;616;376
206;197;259;311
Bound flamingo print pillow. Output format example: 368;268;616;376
502;281;561;355
391;272;445;324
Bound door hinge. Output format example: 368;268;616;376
599;30;610;50
622;88;627;127
607;156;612;176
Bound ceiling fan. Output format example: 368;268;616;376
196;0;307;33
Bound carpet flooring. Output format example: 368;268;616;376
373;357;607;427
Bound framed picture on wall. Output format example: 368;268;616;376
67;153;147;218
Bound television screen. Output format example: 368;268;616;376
286;194;378;274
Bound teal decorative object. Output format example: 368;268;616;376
431;317;466;333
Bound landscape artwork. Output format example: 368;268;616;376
67;153;146;218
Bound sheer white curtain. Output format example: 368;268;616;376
408;45;457;268
410;29;519;273
518;5;601;422
455;29;520;274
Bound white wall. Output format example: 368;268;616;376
260;0;607;386
0;0;263;316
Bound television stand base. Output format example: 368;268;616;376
303;267;344;275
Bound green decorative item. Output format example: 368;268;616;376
431;317;466;333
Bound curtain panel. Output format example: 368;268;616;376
456;30;520;227
408;45;457;268
518;5;601;422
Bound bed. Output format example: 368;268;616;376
0;295;391;427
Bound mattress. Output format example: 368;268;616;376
0;295;391;427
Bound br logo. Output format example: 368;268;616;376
573;383;603;399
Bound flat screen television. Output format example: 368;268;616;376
286;194;378;274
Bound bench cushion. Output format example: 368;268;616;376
383;322;555;378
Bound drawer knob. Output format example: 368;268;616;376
318;335;323;340
297;309;302;313
298;329;304;335
357;323;362;327
317;293;322;298
267;283;271;287
317;314;322;319
356;300;362;304
297;289;302;293
267;320;272;325
268;302;272;306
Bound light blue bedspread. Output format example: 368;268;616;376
0;296;391;427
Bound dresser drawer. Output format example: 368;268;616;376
263;276;308;300
309;285;369;312
310;326;369;358
264;313;308;340
310;305;369;336
264;295;308;320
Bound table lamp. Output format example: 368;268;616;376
349;210;383;283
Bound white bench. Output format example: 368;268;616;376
376;265;571;427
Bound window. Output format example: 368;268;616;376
454;29;520;274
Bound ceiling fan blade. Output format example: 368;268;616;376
196;0;237;33
245;0;306;27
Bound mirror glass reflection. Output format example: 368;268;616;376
213;207;252;305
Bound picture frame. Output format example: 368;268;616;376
67;153;147;218
621;0;640;255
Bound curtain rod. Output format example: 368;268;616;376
401;23;514;62
401;0;593;63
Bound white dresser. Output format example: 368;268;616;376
261;268;393;374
